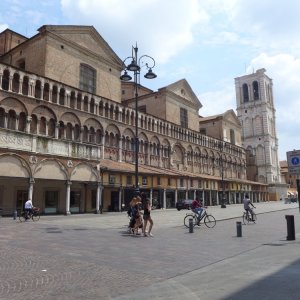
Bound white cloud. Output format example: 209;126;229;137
60;0;208;64
248;53;300;159
198;82;235;117
0;24;8;32
229;0;300;54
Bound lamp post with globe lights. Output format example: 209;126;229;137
120;44;157;196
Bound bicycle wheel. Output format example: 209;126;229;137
19;211;26;222
204;214;216;228
32;212;40;221
184;215;196;228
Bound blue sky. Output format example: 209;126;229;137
0;0;299;161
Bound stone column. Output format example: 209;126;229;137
163;189;166;209
49;86;53;103
28;178;35;201
41;84;44;100
55;123;60;139
101;135;105;159
150;189;153;207
26;116;32;133
65;181;71;215
118;139;122;162
119;187;122;212
96;183;101;214
8;75;13;92
19;78;23;94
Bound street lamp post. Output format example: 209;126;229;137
120;44;157;196
219;141;226;208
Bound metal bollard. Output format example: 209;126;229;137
13;210;17;220
285;215;295;241
236;221;242;237
189;218;194;233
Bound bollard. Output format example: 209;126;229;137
13;210;17;220
189;217;194;233
285;215;295;241
236;221;242;237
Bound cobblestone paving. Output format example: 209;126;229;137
0;243;161;300
0;203;299;299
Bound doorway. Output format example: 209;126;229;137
16;190;28;211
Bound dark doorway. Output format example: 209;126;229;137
110;191;119;211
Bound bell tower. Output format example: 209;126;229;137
235;68;284;200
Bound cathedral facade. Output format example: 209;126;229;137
0;25;267;215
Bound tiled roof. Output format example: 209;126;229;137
99;159;266;185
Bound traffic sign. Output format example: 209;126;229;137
287;150;300;175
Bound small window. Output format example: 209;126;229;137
18;59;25;70
142;176;148;185
79;64;96;94
168;178;171;186
126;176;132;185
200;128;206;135
157;177;161;186
180;178;184;187
109;175;115;184
139;105;146;113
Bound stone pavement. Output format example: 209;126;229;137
0;201;299;300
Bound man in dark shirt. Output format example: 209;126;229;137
192;198;203;221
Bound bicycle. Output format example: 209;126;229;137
184;208;216;228
242;209;257;225
19;207;40;222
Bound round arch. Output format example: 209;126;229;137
33;159;68;180
0;153;31;178
70;162;99;182
0;97;28;115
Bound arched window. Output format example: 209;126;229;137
82;126;88;142
253;81;259;100
58;121;65;139
18;112;26;132
74;124;80;141
7;110;16;130
66;123;72;140
48;119;55;137
0;108;5;128
39;117;46;135
35;80;42;99
30;115;38;134
242;83;249;102
2;70;9;90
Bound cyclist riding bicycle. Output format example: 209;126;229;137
243;194;255;221
192;198;203;222
24;199;33;219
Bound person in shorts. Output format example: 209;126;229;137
143;199;153;237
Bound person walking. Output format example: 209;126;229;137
143;198;154;237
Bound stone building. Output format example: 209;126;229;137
235;68;287;200
0;25;267;216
